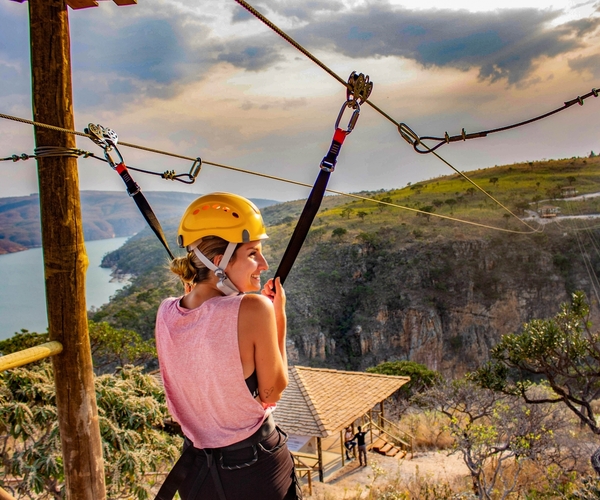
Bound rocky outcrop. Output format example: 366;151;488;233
285;227;598;378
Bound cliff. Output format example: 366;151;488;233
283;226;597;377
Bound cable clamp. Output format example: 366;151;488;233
592;88;598;98
162;170;176;180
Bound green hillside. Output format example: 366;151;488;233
90;154;600;373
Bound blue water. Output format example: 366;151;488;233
0;237;130;340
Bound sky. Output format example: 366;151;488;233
0;0;599;203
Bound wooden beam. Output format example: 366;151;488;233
28;0;106;498
65;0;98;9
0;341;63;372
112;0;137;5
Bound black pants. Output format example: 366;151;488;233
176;427;301;500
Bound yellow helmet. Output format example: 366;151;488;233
177;192;268;249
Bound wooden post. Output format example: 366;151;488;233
380;401;384;428
340;430;345;466
317;437;324;482
28;1;106;498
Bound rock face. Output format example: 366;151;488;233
284;227;598;378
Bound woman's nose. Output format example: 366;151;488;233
259;254;269;270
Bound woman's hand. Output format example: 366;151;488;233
261;277;286;311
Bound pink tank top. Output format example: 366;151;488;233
155;294;268;448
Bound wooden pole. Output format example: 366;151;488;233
340;430;345;466
317;437;324;482
28;1;106;498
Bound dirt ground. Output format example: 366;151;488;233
306;449;472;499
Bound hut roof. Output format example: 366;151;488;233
273;366;409;438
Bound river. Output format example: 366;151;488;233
0;236;130;340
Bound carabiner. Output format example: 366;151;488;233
335;100;361;134
103;143;125;170
189;157;202;180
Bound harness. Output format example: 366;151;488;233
85;123;175;260
274;72;372;285
155;415;282;500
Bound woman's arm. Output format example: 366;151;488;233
239;280;288;404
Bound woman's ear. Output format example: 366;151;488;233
213;254;224;268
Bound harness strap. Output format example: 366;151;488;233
155;415;276;500
114;162;175;260
274;127;348;285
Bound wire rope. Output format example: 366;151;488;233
0;112;543;235
232;0;542;232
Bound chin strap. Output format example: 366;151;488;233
191;242;240;296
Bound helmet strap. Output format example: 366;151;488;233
192;242;240;296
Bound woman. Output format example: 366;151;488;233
154;192;300;500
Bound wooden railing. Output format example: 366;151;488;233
292;451;320;496
362;414;415;459
0;341;63;372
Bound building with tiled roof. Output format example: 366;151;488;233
274;366;409;438
273;366;410;482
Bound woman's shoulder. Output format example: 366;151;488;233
239;293;273;318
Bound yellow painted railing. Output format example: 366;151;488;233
0;341;63;372
0;486;17;500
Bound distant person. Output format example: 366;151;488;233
354;426;368;467
155;192;301;500
344;426;356;460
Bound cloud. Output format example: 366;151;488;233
285;4;587;84
217;42;284;71
568;53;600;78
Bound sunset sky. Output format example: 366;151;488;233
1;0;599;202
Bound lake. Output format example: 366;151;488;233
0;237;130;340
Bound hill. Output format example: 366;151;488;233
91;155;600;377
0;191;278;255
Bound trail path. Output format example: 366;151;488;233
308;450;471;499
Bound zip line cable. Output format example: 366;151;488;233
233;0;598;152
232;0;558;232
0;112;542;235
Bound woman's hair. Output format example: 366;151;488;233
170;236;237;285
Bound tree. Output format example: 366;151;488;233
340;207;353;219
366;360;441;398
357;211;368;221
445;198;457;214
418;205;435;222
416;379;569;499
489;177;499;186
466;187;476;197
567;176;577;186
378;196;393;213
472;292;600;471
590;151;596;158
331;227;347;240
0;363;181;499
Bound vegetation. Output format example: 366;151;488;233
0;363;181;499
366;361;442;398
472;291;600;439
0;322;157;375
